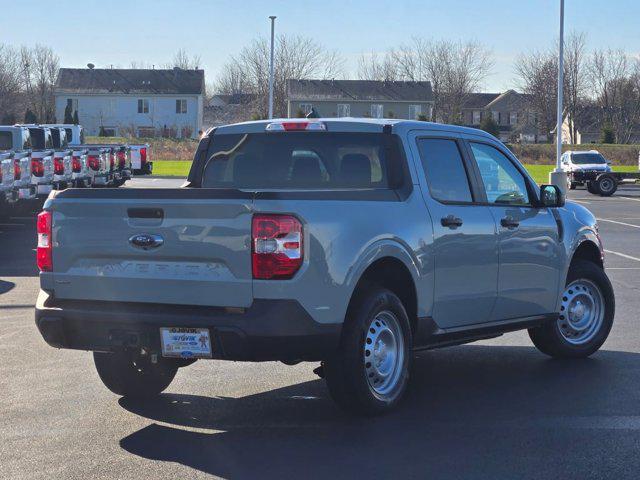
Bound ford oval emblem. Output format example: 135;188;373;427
129;233;164;250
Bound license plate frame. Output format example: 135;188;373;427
160;327;213;359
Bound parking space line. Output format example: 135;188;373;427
597;218;640;229
618;196;640;203
607;267;640;270
605;249;640;263
570;199;591;205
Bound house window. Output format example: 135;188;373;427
137;99;149;114
492;111;499;122
509;111;518;125
300;103;313;115
66;98;78;113
371;104;383;119
101;127;117;137
337;104;350;117
137;127;156;138
176;99;187;114
409;104;422;120
472;110;481;125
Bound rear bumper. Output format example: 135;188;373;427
35;290;341;362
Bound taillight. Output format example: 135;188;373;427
140;147;147;165
32;158;44;177
88;155;100;170
54;157;64;175
14;160;21;180
265;121;326;132
117;151;126;168
72;156;82;172
37;211;52;272
252;214;303;280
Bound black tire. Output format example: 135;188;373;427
324;288;412;416
528;260;614;358
569;182;577;190
93;351;178;398
597;174;617;196
586;181;600;195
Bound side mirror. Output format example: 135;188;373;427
539;184;565;208
606;159;612;165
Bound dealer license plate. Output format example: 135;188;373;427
160;327;212;359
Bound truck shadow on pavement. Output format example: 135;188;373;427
119;344;640;479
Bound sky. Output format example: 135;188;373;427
4;0;640;92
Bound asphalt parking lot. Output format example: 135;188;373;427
2;180;640;479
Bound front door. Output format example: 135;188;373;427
412;134;499;329
466;141;562;320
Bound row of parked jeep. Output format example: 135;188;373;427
0;123;152;219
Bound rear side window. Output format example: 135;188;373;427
199;132;404;190
65;128;73;143
416;138;472;203
0;131;11;150
51;129;61;148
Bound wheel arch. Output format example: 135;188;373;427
571;239;604;270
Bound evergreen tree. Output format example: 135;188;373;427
600;124;615;144
24;109;38;124
479;113;500;137
64;103;74;124
73;110;79;125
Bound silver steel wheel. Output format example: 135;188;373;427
599;177;615;193
364;310;405;398
558;279;605;345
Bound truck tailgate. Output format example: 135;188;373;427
48;189;254;307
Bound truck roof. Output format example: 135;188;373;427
214;117;497;140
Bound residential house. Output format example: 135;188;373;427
461;90;547;143
287;79;434;120
560;106;640;144
204;93;258;129
54;67;205;138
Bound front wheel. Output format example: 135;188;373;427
324;288;412;416
93;351;178;398
529;260;614;358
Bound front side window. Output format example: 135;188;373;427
416;138;472;203
176;99;187;114
337;104;350;117
0;131;12;150
137;99;149;114
371;104;383;119
469;142;530;205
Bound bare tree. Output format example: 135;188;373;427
587;48;640;143
166;48;202;70
564;32;588;143
215;34;344;118
21;45;60;123
515;50;558;139
0;44;23;122
357;51;398;81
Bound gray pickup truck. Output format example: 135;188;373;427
35;119;615;415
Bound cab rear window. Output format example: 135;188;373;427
198;132;405;190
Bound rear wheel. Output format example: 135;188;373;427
586;181;600;195
528;260;614;358
324;288;411;416
597;174;617;196
93;351;178;398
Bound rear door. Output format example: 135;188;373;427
50;190;254;308
464;140;562;320
409;132;499;328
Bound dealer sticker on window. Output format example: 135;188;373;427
160;327;212;359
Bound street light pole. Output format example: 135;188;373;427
550;0;568;192
268;16;276;119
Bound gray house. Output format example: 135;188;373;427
287;79;434;120
54;67;205;138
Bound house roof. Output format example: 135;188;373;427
287;79;434;102
209;93;257;106
462;93;501;109
55;68;205;95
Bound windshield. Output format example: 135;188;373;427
28;128;46;149
199;132;404;190
572;153;606;165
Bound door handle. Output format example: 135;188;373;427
500;216;520;229
441;215;463;229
